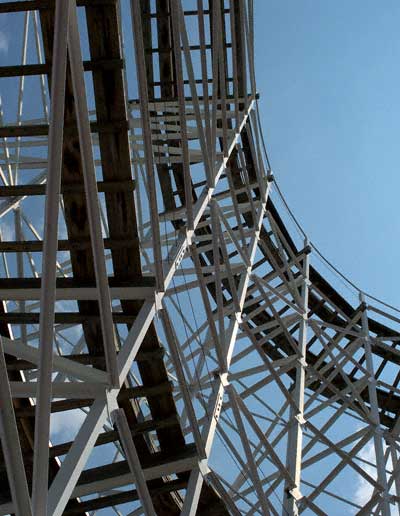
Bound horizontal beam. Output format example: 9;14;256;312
0;286;154;301
112;409;156;516
7;348;164;372
65;479;187;515
10;381;106;399
0;120;129;138
72;454;198;499
0;0;117;13
2;335;108;383
0;179;135;197
0;59;124;77
13;382;174;416
0;312;138;324
0;237;139;252
47;415;179;459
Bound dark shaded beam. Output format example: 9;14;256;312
0;120;129;138
0;180;135;197
128;92;257;105
7;347;165;371
0;59;124;78
0;237;139;252
145;43;232;53
0;415;180;469
50;414;179;458
149;77;234;87
64;478;187;515
76;444;196;488
0;0;116;13
14;381;174;418
0;313;137;324
145;9;230;18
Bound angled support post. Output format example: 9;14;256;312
112;409;156;516
32;1;69;513
47;301;154;516
160;305;206;459
387;418;400;515
206;470;242;516
170;0;194;230
226;383;271;515
0;338;32;516
360;293;390;516
14;208;27;346
388;439;400;514
130;0;164;292
175;0;213;185
67;0;119;387
180;466;205;516
283;239;310;516
182;173;272;515
210;199;228;372
232;388;294;487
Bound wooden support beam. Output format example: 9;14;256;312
0;415;180;468
0;0;117;14
0;276;155;301
0;179;135;197
0;59;124;78
75;443;197;490
64;479;187;515
6;348;164;371
0;312;137;325
0;120;129;138
14;381;174;417
0;237;139;252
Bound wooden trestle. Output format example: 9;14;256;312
0;1;399;515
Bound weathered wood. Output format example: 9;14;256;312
14;382;174;418
36;1;192;513
0;59;123;78
49;414;180;459
64;479;187;515
0;313;137;324
0;0;116;13
0;179;135;197
0;120;129;138
0;276;154;289
0;237;139;252
76;443;197;487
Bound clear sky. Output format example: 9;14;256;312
254;0;400;308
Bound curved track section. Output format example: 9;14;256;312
0;1;399;515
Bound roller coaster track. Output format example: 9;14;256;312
0;1;399;515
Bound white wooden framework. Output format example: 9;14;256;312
0;1;399;515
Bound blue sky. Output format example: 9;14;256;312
255;0;400;308
0;3;398;514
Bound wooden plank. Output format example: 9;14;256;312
0;179;135;197
0;59;123;78
0;276;154;289
0;120;129;138
0;313;137;324
64;479;187;515
0;237;139;252
49;414;179;458
0;0;116;14
14;382;174;418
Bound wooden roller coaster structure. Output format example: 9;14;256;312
0;1;399;515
